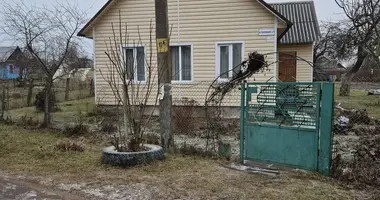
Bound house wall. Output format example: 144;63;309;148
278;44;313;82
92;0;280;106
0;63;20;80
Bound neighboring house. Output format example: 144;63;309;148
314;56;346;82
78;0;320;107
0;46;24;80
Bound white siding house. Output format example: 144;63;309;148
78;0;319;107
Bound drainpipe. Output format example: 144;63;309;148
177;0;180;43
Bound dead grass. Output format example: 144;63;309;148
335;89;380;119
0;124;359;199
6;98;95;125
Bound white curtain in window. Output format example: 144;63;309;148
220;46;229;79
171;46;180;81
232;43;242;76
181;46;191;81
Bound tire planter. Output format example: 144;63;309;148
102;144;164;167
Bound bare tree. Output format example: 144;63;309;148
99;12;161;152
16;49;43;107
0;2;86;127
313;21;354;63
335;0;380;96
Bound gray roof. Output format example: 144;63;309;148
270;1;320;44
0;46;18;62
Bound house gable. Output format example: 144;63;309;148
78;0;292;39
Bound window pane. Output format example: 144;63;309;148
171;46;180;81
136;47;145;81
181;46;191;81
125;49;134;80
232;43;242;77
220;46;229;79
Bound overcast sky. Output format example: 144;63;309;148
0;0;344;55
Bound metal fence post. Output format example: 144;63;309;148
240;81;246;163
319;82;334;176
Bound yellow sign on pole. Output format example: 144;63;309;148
157;38;169;53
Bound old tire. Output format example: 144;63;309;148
102;144;164;167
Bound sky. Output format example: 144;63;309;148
0;0;345;56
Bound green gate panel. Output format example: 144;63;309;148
240;82;332;174
318;83;334;176
246;126;318;170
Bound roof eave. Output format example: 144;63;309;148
255;0;293;40
77;0;114;38
279;41;315;45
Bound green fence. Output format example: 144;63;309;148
240;82;334;176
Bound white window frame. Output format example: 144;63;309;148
170;43;193;84
215;41;245;82
121;44;146;83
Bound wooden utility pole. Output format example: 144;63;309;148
155;0;173;150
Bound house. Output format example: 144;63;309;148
78;0;320;107
0;46;24;80
314;55;346;82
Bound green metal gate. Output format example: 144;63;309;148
240;82;334;176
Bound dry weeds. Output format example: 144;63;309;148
0;124;362;199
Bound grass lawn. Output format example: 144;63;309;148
6;98;95;125
0;124;361;199
335;89;380;119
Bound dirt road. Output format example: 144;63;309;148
0;177;87;200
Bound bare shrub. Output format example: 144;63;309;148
173;98;199;135
0;116;14;125
100;121;118;134
11;92;22;99
143;133;160;145
177;142;213;157
99;13;161;152
34;89;56;113
62;124;89;137
16;115;39;128
55;139;85;152
87;106;113;118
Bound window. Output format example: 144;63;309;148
171;45;192;82
123;46;145;82
216;42;243;80
9;64;14;74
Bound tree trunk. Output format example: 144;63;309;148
0;87;5;120
339;46;368;96
90;79;94;97
42;80;52;128
26;79;34;107
65;78;70;101
122;84;129;140
6;82;10;110
339;72;355;96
